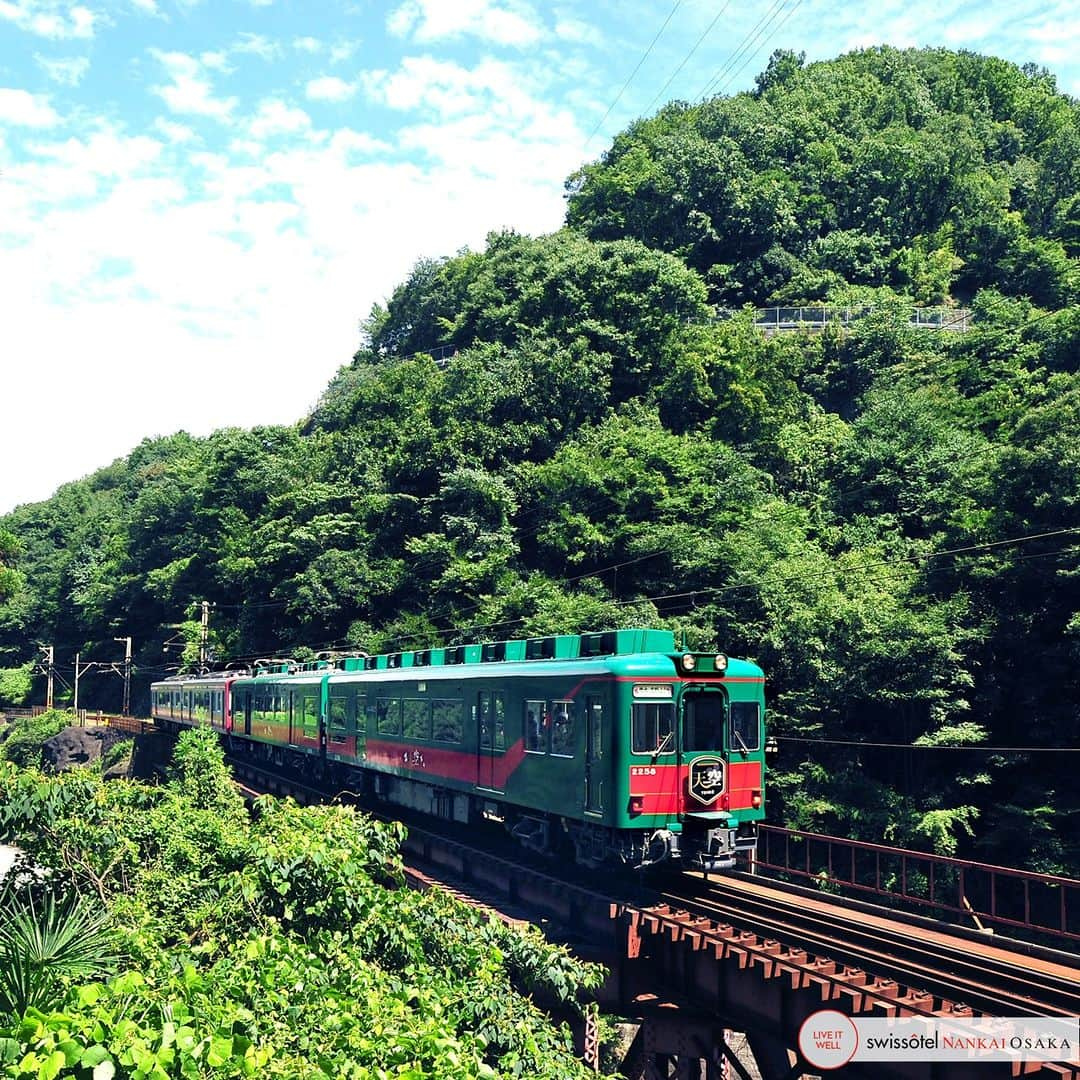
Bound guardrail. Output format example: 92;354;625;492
756;825;1079;943
716;306;972;332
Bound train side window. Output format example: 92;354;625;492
492;691;506;750
586;697;603;760
300;694;319;738
524;699;546;753
403;699;431;740
329;695;349;742
632;703;675;754
376;698;401;736
729;701;761;752
478;692;492;748
550;700;574;757
432;700;463;743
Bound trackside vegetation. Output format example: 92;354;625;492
0;728;610;1079
0;46;1078;874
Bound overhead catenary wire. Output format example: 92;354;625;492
711;0;804;97
637;0;734;120
585;0;683;148
371;525;1080;650
697;0;789;99
775;735;1080;754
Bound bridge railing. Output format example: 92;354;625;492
756;824;1079;943
715;306;971;332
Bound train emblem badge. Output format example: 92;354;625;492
688;756;726;805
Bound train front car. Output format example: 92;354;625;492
607;645;768;873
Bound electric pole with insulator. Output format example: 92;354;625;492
41;643;54;709
199;600;209;673
114;636;132;715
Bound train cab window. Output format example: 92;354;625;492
376;698;401;736
729;701;761;752
432;700;463;743
524;700;546;753
329;696;349;743
403;699;431;740
632;702;675;754
550;701;575;757
683;693;725;752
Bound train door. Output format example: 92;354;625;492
584;695;604;814
477;689;506;791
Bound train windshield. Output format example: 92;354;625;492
682;692;725;752
730;701;761;752
632;702;675;754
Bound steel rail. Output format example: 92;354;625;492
660;876;1080;1018
225;753;1078;1023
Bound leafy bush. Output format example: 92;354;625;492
0;738;611;1079
0;712;70;771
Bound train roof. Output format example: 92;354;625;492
152;628;764;686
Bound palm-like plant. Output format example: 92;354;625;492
0;887;118;1018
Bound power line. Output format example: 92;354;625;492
776;735;1080;754
697;0;787;99
586;0;683;148
712;0;803;96
638;0;733;119
415;524;1080;646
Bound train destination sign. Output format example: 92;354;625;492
632;684;674;698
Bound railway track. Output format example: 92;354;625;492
225;754;1080;1026
663;874;1080;1018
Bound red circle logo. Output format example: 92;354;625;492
798;1010;859;1070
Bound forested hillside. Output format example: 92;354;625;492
1;47;1077;872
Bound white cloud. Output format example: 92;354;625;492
293;35;321;53
233;32;279;60
34;53;89;85
305;75;357;103
248;99;312;139
150;50;236;120
329;40;359;64
153;117;197;143
0;87;61;126
553;14;603;47
387;0;544;47
0;0;95;39
200;50;231;71
0;48;584;510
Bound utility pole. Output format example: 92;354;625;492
114;636;132;715
73;653;94;716
199;600;209;673
41;643;54;709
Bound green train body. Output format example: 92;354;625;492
151;628;769;872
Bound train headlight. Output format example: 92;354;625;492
751;790;762;809
682;653;696;671
714;653;728;673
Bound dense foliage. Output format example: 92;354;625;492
0;730;608;1078
0;47;1077;872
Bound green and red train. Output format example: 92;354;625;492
151;628;770;872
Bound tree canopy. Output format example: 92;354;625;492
1;45;1078;873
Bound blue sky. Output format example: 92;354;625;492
1;0;1076;513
